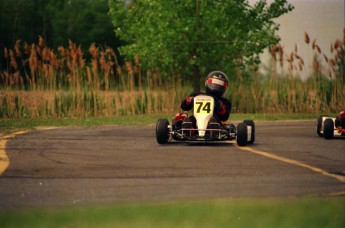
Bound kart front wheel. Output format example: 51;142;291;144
237;123;248;146
323;118;334;140
156;119;170;144
317;115;327;137
244;120;255;144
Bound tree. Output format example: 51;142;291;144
109;0;294;92
0;0;121;55
46;0;121;51
0;0;49;46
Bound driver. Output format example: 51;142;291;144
335;110;345;129
180;71;232;130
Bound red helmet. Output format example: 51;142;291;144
339;110;345;119
205;71;229;96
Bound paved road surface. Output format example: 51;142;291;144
0;121;344;209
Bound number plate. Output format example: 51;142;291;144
193;96;214;115
193;95;215;137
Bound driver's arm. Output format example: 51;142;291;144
181;96;194;111
181;92;200;111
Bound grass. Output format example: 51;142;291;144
0;198;344;227
0;113;322;134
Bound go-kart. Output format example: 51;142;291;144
316;111;345;139
156;95;255;146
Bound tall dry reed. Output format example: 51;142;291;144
0;32;344;118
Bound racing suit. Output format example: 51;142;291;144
335;111;345;129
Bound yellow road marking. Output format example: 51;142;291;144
0;131;29;175
236;145;345;183
0;139;9;174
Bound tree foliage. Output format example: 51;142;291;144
109;0;294;91
0;0;120;53
0;0;47;46
46;0;119;49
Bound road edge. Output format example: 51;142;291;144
0;131;29;175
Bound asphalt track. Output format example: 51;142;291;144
0;120;344;209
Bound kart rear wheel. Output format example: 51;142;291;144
244;120;255;144
317;115;327;137
323;118;334;139
237;123;248;146
156;119;169;144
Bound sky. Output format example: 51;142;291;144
251;0;344;77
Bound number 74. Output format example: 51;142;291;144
195;101;212;113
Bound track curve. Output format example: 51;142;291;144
0;121;344;209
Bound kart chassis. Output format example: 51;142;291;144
156;95;254;146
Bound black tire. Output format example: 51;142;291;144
244;120;255;144
317;115;327;137
237;123;248;146
323;118;334;140
156;119;169;144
